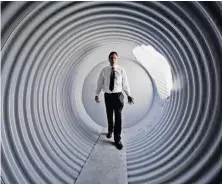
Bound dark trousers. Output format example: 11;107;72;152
104;92;124;143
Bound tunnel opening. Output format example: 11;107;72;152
81;43;154;129
133;44;173;100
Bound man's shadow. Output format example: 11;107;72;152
100;139;115;145
100;133;115;146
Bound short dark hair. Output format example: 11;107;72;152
108;51;118;58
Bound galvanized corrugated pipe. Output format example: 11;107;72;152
1;2;222;184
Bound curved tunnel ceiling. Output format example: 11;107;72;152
1;1;222;184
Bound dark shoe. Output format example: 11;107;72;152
106;132;112;138
115;141;123;150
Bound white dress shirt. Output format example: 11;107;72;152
95;64;131;97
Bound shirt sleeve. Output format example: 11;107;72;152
95;69;104;96
122;68;131;96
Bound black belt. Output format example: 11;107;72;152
105;92;122;95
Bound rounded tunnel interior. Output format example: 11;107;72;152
1;2;222;184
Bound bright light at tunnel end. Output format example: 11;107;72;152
132;44;173;100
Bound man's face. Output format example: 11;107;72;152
109;54;118;66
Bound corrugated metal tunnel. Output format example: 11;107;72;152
1;1;222;184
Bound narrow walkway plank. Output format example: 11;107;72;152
75;129;128;184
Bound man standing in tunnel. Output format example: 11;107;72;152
95;51;134;150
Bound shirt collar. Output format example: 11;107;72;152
109;64;118;69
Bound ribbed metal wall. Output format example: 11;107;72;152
1;1;222;184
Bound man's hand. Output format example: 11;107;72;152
95;96;100;103
128;96;134;105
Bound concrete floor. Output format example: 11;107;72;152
75;129;128;184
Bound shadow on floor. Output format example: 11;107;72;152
101;132;107;135
100;139;115;146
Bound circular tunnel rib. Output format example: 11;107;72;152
1;1;222;184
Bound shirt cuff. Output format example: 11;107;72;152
125;92;130;97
